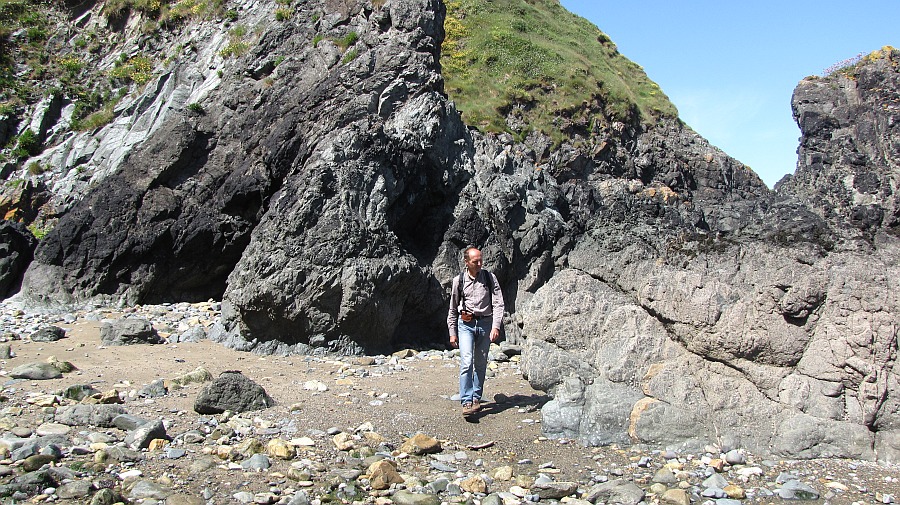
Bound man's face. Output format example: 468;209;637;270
466;249;483;273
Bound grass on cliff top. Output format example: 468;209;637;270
441;0;678;144
820;45;898;78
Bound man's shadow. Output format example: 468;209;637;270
465;393;547;423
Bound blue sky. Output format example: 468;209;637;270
559;1;900;188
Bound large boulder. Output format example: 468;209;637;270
99;318;162;346
193;371;274;414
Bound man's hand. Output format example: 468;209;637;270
490;328;500;343
450;335;459;348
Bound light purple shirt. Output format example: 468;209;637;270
447;269;504;337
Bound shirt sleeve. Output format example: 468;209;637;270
490;272;504;330
447;275;460;337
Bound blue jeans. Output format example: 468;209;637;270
458;316;491;405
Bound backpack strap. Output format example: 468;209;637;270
458;271;467;313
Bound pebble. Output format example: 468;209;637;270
723;449;745;466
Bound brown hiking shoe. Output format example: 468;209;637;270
472;399;482;412
462;402;474;417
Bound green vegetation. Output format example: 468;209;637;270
4;178;23;189
109;54;154;85
74;107;116;131
334;31;358;51
58;55;84;75
12;129;40;158
26;160;45;174
26;221;51;240
220;24;250;57
342;48;358;64
186;102;204;113
440;0;677;144
272;0;292;21
71;90;125;131
1;0;49;102
101;0;227;24
274;7;291;21
312;34;324;48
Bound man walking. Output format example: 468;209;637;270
447;246;505;418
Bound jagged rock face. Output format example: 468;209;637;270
15;0;900;461
0;220;37;298
782;49;900;238
520;51;900;461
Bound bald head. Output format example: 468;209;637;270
464;247;483;276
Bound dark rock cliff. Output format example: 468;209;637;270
781;48;900;239
0;221;36;298
8;0;900;461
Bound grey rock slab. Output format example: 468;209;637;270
652;468;678;484
125;419;168;450
29;325;65;342
55;404;126;427
9;362;62;380
113;413;149;430
182;325;208;342
0;435;32;452
165;448;187;459
241;453;271;471
100;317;162;346
10;427;31;438
430;460;456;472
40;444;62;459
128;479;173;500
34;423;70;437
56;479;92;499
11;442;40;462
777;480;820;500
776;472;799;484
59;384;101;401
533;481;579;499
427;477;451;493
701;487;727;498
391;490;441;505
583;479;645;505
703;473;729;489
138;378;167;398
103;446;144;463
89;488;122;505
189;456;218;472
233;491;254;503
